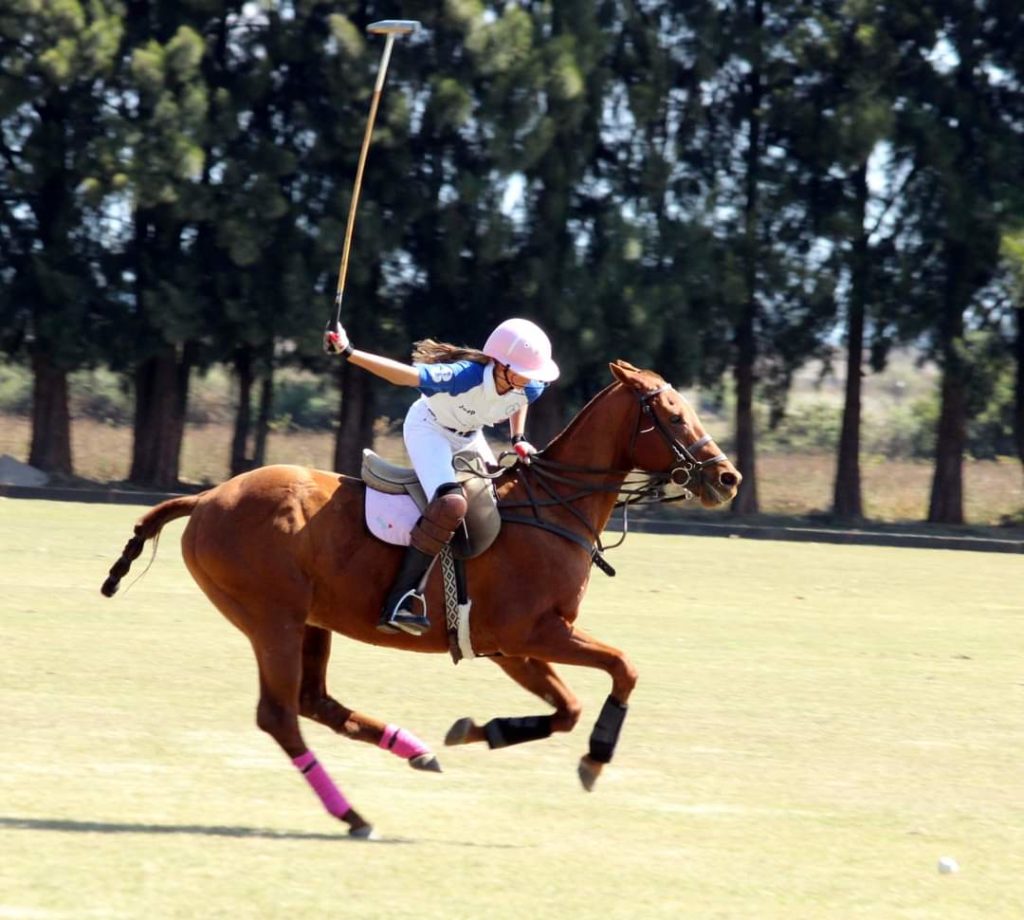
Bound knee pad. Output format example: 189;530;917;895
411;484;467;555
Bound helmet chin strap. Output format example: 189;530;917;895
495;362;524;395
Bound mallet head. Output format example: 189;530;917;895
367;20;422;36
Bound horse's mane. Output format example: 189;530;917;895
545;381;621;452
543;363;667;454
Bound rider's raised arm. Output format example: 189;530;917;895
324;321;420;386
348;350;419;387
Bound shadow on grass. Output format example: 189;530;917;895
0;815;356;842
0;815;525;848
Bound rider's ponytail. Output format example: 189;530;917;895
411;339;489;365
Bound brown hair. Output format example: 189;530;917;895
411;338;490;365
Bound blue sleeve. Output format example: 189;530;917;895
416;360;485;395
524;380;546;404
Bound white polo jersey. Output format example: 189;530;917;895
414;360;544;433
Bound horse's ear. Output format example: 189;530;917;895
609;360;645;389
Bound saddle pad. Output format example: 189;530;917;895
364;488;418;546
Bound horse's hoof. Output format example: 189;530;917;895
343;808;375;839
577;756;603;792
444;717;474;746
409;752;442;772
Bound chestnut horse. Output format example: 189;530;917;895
101;360;740;837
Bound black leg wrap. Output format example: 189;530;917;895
483;716;554;749
588;695;628;764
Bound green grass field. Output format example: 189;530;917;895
1;500;1022;919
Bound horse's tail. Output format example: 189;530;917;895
100;494;201;597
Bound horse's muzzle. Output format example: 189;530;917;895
699;465;742;507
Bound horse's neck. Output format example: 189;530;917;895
544;384;635;469
539;384;636;532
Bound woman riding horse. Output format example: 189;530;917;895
101;359;741;838
325;317;560;636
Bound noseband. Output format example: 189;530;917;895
632;384;729;489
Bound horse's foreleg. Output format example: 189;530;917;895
444;657;582;749
504;618;638;792
298;626;441;772
251;619;373;837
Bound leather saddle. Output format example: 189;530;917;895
360;449;501;559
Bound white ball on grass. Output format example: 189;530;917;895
937;856;960;874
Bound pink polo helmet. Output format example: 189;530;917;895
482;318;560;382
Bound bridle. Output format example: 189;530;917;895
491;383;732;575
630;383;729;492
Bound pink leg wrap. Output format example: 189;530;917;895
292;750;350;819
378;724;430;760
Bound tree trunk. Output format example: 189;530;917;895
928;363;966;524
927;243;967;525
230;346;254;476
732;308;759;514
832;162;868;520
1014;303;1024;468
253;369;273;468
26;93;74;477
730;0;763;516
333;361;376;476
129;196;190;489
28;348;73;475
129;344;192;489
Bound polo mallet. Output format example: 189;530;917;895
331;19;422;328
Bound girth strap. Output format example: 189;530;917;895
500;514;616;577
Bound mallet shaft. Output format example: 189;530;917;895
334;35;395;322
331;20;421;325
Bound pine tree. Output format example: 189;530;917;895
0;0;124;474
108;7;209;487
892;1;1024;523
675;0;843;514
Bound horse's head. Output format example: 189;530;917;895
610;360;742;508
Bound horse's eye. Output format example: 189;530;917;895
669;415;682;424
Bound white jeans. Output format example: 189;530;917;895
403;397;496;501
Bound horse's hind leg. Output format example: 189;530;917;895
249;617;374;837
445;657;582;749
183;530;374;835
298;626;441;772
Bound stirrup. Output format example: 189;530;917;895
377;589;431;637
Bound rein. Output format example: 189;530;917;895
492;383;731;576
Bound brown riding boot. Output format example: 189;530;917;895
378;483;467;637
